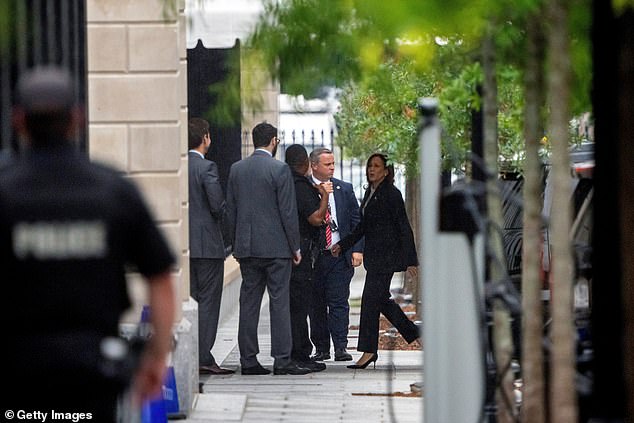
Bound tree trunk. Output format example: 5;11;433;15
520;9;547;423
482;26;516;423
547;0;578;421
405;174;420;317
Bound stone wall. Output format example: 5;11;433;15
86;0;197;415
84;0;282;415
86;0;189;316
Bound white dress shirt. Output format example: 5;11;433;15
189;150;205;159
312;175;341;245
255;148;272;156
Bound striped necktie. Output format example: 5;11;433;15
325;205;332;249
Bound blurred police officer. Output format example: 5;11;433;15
0;66;176;421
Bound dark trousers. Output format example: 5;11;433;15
238;257;293;368
190;258;224;366
310;252;354;352
290;271;314;362
357;271;419;353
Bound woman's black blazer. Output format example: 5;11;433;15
338;180;417;273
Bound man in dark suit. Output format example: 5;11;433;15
285;144;329;373
309;147;364;362
188;118;233;375
226;122;310;376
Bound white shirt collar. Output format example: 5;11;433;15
189;150;205;159
311;175;329;185
255;148;272;156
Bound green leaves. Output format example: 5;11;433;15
335;47;530;175
0;1;15;56
335;59;421;175
335;52;479;176
248;0;362;96
231;0;592;175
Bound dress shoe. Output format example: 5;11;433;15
347;353;378;370
310;351;331;361
297;360;327;373
241;363;271;375
199;363;235;375
273;361;311;375
334;348;353;361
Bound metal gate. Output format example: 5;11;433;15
241;128;368;202
0;0;87;153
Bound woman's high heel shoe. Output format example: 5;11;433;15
347;353;378;369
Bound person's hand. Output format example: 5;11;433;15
320;181;334;195
351;252;363;267
131;343;168;405
315;182;328;197
293;251;302;265
406;266;418;279
331;244;342;257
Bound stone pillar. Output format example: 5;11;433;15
86;0;195;416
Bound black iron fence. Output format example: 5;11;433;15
0;0;87;153
241;128;368;201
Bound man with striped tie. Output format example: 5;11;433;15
308;147;364;362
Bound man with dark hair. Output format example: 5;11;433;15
188;117;234;375
1;66;176;421
226;122;310;375
309;147;364;362
285;144;329;372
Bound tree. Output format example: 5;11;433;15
520;7;547;423
547;0;578;421
247;0;362;97
241;1;594;421
334;43;483;175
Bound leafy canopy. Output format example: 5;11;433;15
248;0;362;96
240;0;592;174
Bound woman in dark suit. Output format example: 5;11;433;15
331;153;419;369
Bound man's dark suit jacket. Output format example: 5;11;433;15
330;177;363;263
188;151;226;259
226;150;300;258
338;180;417;273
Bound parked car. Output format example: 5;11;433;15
499;142;594;359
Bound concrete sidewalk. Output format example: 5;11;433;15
183;268;424;423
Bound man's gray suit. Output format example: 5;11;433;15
188;151;226;367
226;149;300;368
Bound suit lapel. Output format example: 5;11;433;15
362;181;386;216
360;188;371;215
332;179;344;216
